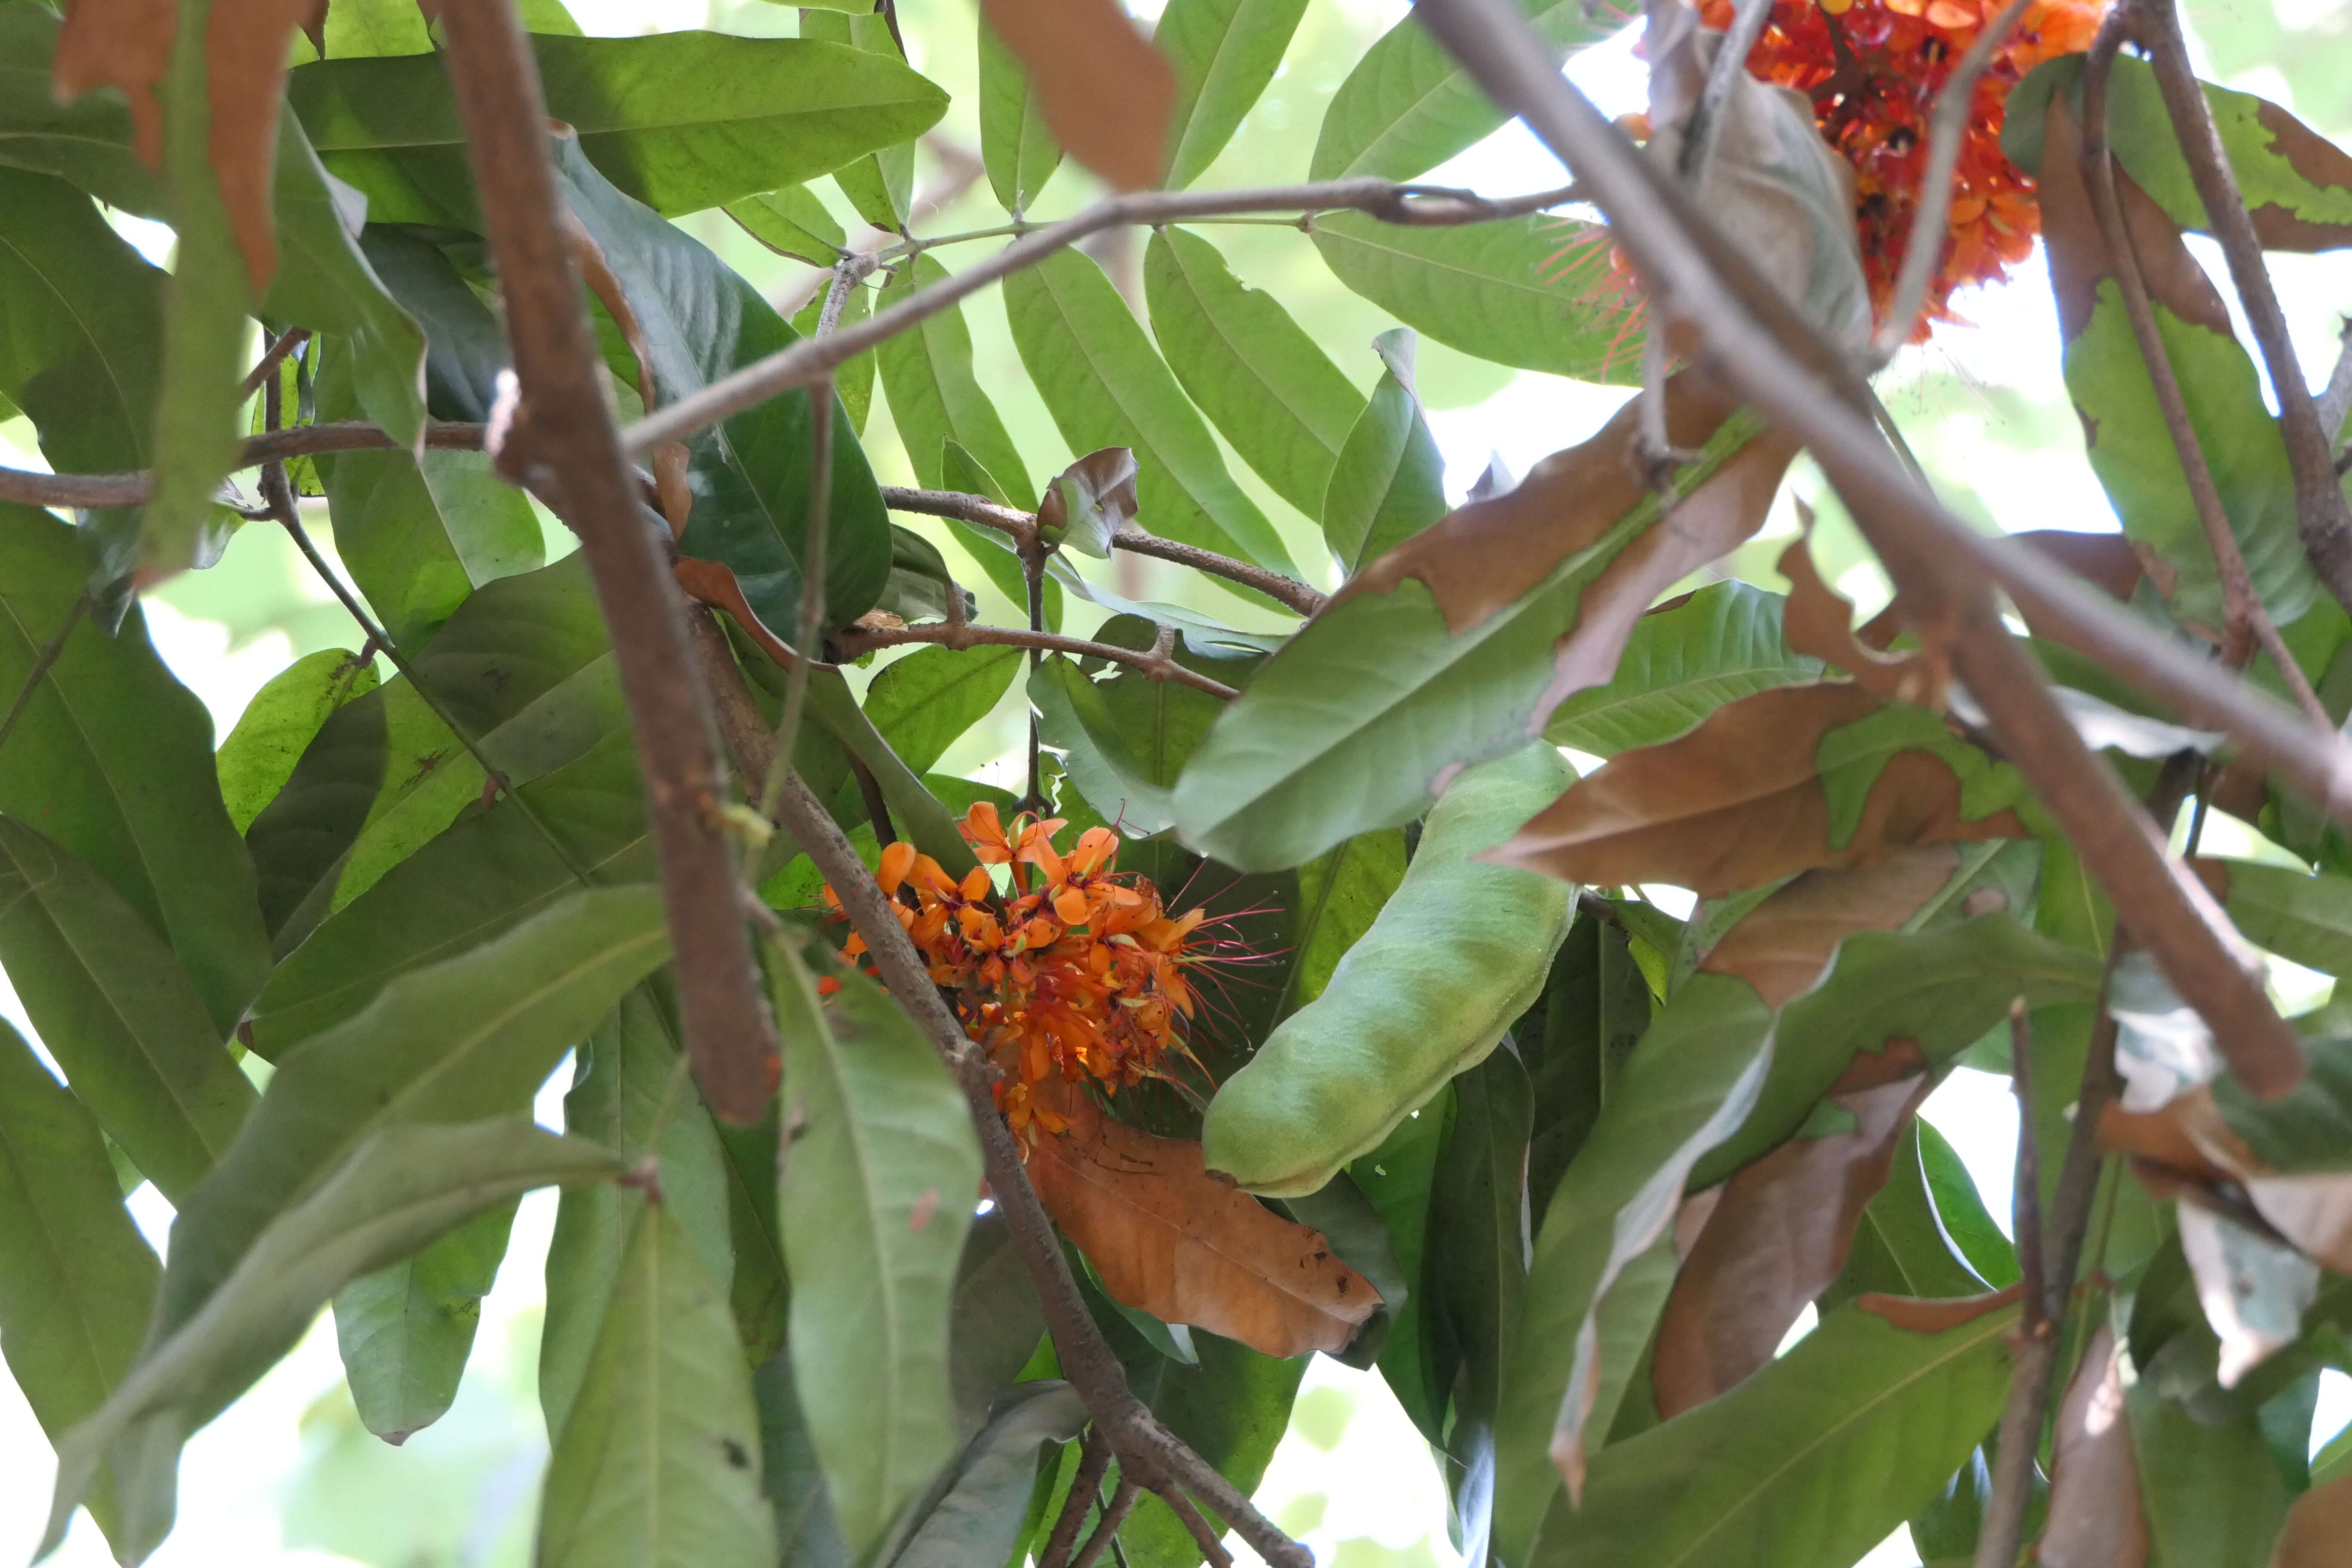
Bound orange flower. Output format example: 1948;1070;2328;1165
819;803;1219;1142
1694;0;2110;337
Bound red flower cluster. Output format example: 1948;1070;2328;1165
1694;0;2108;336
823;803;1205;1139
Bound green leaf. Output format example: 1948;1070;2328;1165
1546;581;1822;755
725;185;846;268
885;1382;1089;1568
0;4;162;212
751;1351;852;1568
1321;328;1445;574
977;13;1060;215
538;1201;776;1568
1312;213;1644;384
787;255;879;438
1530;1299;2018;1566
1280;829;1408;1015
1514;913;1652;1233
291;32;948;223
216;649;380;834
356;225;509;422
1309;0;1621;181
2128;1381;2294;1568
2067;283;2316;632
332;1199;517;1445
1491;971;1776;1564
555;136;893;631
1154;0;1308;187
876;254;1041;511
1355;1093;1452;1444
2212;1009;2352;1174
1917;1121;2018;1287
864;645;1024;777
1144;228;1364;519
0;1015;160;1538
801;11;915;233
769;940;984;1558
542;981;735;1440
0;816;256;1202
949;1211;1048;1439
1029;654;1223;836
717;1109;788;1366
0;505;270;1036
1822;1124;1997;1308
39;1120;625;1564
2210;859;2352;977
798;671;978;877
1004;249;1300;576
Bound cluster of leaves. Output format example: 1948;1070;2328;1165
4;0;2352;1565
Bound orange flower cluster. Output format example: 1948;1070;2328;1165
822;803;1205;1138
1696;0;2107;337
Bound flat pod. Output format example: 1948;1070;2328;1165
1201;746;1576;1196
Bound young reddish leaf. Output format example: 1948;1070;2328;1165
1778;525;1948;708
1487;683;2027;897
1026;1090;1379;1359
979;0;1175;193
1037;446;1140;558
2039;1324;2151;1568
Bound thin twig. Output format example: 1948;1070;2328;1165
436;0;779;1124
688;640;1308;1568
2318;317;2352;442
622;177;1586;459
1159;1488;1235;1568
0;422;492;509
1068;1481;1139;1568
2136;0;2352;618
1039;1431;1114;1568
1406;0;2310;1101
239;326;311;401
1677;0;1775;187
831;622;1238;700
1974;998;2049;1568
0;593;89;760
758;378;835;823
1872;0;2032;358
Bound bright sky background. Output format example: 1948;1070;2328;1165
4;0;2352;1565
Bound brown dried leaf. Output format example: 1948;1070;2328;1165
2037;94;2233;345
676;556;809;671
980;0;1175;193
2105;1084;2352;1277
1698;845;1963;1008
565;213;693;532
1487;683;2027;897
1852;1284;2023;1332
2269;1473;2352;1568
2039;1323;2151;1568
1653;1039;1931;1417
56;0;320;293
1778;523;1948;709
1027;1093;1379;1359
2246;100;2352;253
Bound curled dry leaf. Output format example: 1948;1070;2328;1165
1778;523;1948;709
676;556;812;671
1652;1036;1932;1418
1697;843;1965;1008
1851;1283;2023;1332
1487;683;2027;897
55;0;322;293
980;0;1176;193
2039;1323;2151;1568
1025;1089;1380;1359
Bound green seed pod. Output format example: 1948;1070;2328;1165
1202;746;1577;1197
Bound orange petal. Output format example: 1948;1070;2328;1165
962;866;994;902
1054;887;1090;925
877;841;916;896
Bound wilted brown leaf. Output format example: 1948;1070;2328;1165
1486;683;2027;896
564;211;693;533
2104;1084;2352;1280
55;0;322;293
980;0;1174;193
2269;1472;2352;1568
2039;1323;2151;1568
2243;101;2352;251
1653;1039;1931;1417
1779;524;1948;709
676;557;806;671
1698;845;1963;1008
2036;95;2233;344
1027;1092;1379;1358
1853;1284;2022;1332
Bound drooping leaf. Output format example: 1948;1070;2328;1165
884;1381;1089;1568
751;1351;851;1568
1545;581;1820;755
1321;328;1446;575
980;0;1175;193
39;1121;626;1564
864;644;1024;778
540;982;734;1441
876;253;1041;512
976;10;1061;215
1528;1298;2018;1566
725;184;845;268
1153;0;1305;186
291;31;946;223
1279;828;1408;1016
0;816;255;1203
1144;227;1364;518
1355;1093;1452;1443
0;503;270;1035
1515;910;1652;1232
537;1201;775;1568
1029;1087;1379;1360
798;9;915;232
949;1211;1049;1439
332;1199;517;1446
769;940;983;1559
355;224;509;422
1029;654;1222;836
1004;248;1300;576
1171;391;1793;870
216;649;380;834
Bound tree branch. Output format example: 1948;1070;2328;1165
2318;316;2352;444
1406;0;2309;1100
2136;0;2352;617
686;628;1309;1568
238;325;310;400
832;622;1240;700
1039;1430;1114;1568
1973;998;2051;1568
621;177;1586;460
1070;1481;1140;1568
879;484;1328;617
0;421;490;509
435;0;778;1124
